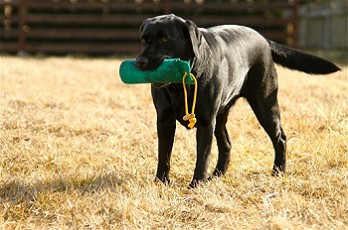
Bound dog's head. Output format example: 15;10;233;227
136;14;201;72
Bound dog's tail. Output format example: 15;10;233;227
267;40;340;74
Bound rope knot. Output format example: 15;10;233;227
183;113;196;129
183;113;195;121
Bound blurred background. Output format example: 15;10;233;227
1;0;347;59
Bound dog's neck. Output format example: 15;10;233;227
190;38;213;80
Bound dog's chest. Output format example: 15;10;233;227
167;85;194;127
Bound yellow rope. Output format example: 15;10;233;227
182;72;198;129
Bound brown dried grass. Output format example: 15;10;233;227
1;56;347;229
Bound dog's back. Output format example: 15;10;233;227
200;24;340;75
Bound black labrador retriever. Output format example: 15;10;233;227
135;14;340;188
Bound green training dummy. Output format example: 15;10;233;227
119;58;194;84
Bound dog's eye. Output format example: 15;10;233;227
160;36;168;43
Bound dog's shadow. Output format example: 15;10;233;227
0;172;125;204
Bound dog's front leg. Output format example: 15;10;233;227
189;124;214;188
155;117;176;184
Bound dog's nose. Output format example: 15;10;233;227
136;56;148;69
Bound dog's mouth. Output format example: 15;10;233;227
151;56;172;88
152;82;171;88
156;55;170;67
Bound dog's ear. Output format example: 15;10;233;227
140;19;150;33
184;20;201;59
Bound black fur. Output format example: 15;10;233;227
268;40;340;74
135;14;340;188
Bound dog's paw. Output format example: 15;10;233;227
188;180;198;189
154;176;170;185
188;178;207;189
271;165;286;177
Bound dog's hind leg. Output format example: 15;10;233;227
210;110;232;178
247;93;287;175
245;72;287;175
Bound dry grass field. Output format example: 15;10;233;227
1;56;347;229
